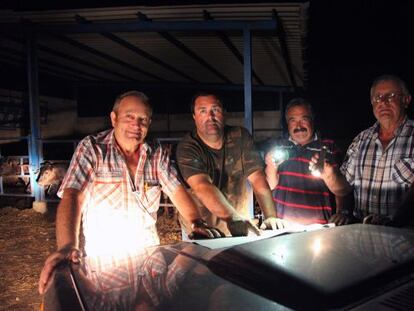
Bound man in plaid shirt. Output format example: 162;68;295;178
311;75;414;226
39;91;222;297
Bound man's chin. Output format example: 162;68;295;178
127;135;144;143
292;135;311;145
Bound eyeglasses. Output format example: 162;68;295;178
372;93;403;105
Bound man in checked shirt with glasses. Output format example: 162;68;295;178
311;74;414;226
39;91;222;299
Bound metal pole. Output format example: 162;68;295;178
243;27;254;218
243;28;253;133
26;32;44;204
279;91;284;137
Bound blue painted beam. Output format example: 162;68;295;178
1;19;278;34
4;34;137;81
243;27;254;219
279;91;285;137
26;34;44;202
77;80;295;92
0;53;94;82
243;28;253;134
2;45;105;81
43;30;166;82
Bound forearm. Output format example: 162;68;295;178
55;188;82;251
323;170;352;196
249;170;277;219
254;188;277;219
169;186;202;223
264;164;278;190
191;182;237;219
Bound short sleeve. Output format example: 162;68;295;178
393;158;414;185
340;134;361;186
57;138;96;198
240;127;264;177
176;135;208;181
156;144;181;197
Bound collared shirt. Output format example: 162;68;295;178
58;129;181;263
341;118;414;219
270;134;339;224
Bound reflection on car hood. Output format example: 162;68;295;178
44;224;414;311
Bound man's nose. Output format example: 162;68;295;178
208;110;216;118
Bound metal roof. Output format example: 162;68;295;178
0;2;308;90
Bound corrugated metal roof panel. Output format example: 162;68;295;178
0;2;308;89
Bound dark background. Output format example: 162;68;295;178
308;0;414;147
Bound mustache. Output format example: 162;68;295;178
206;120;222;125
293;127;308;133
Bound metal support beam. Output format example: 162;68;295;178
0;53;94;83
2;34;136;81
1;19;279;34
77;80;295;92
279;91;285;137
2;45;104;81
26;33;44;202
43;30;166;82
203;10;264;85
243;27;254;219
137;12;232;84
243;28;253;134
75;15;198;83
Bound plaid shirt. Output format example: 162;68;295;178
58;129;181;261
341;118;414;219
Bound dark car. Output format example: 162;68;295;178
43;224;414;310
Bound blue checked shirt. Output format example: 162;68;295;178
340;118;414;219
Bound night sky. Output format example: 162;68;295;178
307;1;414;148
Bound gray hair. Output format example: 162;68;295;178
370;74;411;97
285;97;314;121
112;90;152;117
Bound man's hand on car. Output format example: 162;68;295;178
226;215;261;237
188;219;225;239
363;214;392;226
260;216;290;230
329;213;356;226
38;246;81;295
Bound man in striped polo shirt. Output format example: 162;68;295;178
265;98;342;225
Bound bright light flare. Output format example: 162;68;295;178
84;203;154;265
310;237;323;256
311;169;322;177
272;148;289;163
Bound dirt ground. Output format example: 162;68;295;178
0;204;181;311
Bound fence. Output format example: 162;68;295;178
0;137;179;207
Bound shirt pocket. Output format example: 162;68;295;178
93;177;123;208
392;158;414;185
141;179;161;213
